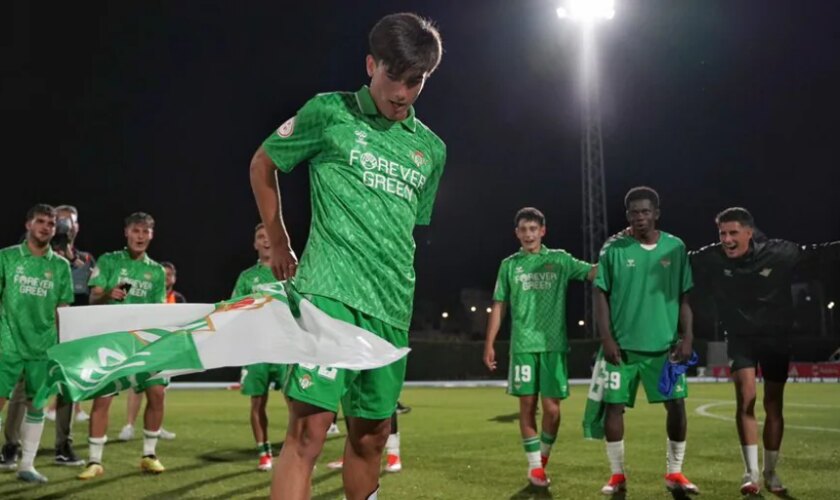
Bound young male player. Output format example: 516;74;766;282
0;204;74;483
232;222;285;471
250;12;445;499
593;187;697;495
690;207;840;495
484;207;596;487
78;212;168;480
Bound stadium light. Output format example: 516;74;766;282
829;301;836;310
486;307;492;314
578;320;585;326
556;0;615;22
441;312;449;319
470;306;477;312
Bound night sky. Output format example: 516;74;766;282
4;1;839;329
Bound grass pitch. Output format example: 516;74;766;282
0;383;838;499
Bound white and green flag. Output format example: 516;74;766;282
37;282;408;406
582;347;607;440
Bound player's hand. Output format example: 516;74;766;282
483;345;497;371
673;337;693;363
108;287;127;302
270;244;299;281
602;337;622;365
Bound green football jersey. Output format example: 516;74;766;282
493;245;593;353
0;244;73;359
231;262;277;298
88;249;166;305
594;232;693;352
262;86;446;330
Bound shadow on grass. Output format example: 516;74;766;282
146;468;254;499
489;413;520;423
197;443;284;463
203;468;342;500
509;483;554;499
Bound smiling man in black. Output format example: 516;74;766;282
690;207;840;496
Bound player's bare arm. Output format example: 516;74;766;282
249;146;298;281
88;286;125;305
587;263;598;281
594;287;620;365
675;293;694;362
483;301;507;371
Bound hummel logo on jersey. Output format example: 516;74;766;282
759;268;773;277
660;259;671;268
626;259;636;268
15;265;24;274
354;130;368;146
724;269;733;277
515;266;524;274
675;385;684;393
120;268;128;276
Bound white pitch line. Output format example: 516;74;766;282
691;398;840;408
695;402;840;433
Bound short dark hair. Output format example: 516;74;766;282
369;13;443;79
715;207;755;227
160;261;176;271
255;222;265;232
624;186;660;209
125;212;155;228
514;207;545;227
26;203;56;221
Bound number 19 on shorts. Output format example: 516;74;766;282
513;364;532;383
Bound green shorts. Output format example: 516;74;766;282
132;373;170;394
0;351;47;400
282;294;408;420
603;350;687;407
507;351;569;399
241;363;287;396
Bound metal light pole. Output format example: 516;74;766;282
557;0;614;336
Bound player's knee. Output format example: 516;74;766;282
605;403;624;417
736;393;757;414
349;424;389;457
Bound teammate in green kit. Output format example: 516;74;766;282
483;207;596;488
233;222;285;472
78;212;168;480
0;204;74;483
593;187;697;495
249;13;445;500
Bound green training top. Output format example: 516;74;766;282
262;86;446;330
231;262;277;298
493;245;592;353
594;232;693;352
0;244;73;359
88;249;166;305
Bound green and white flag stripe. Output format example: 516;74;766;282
37;282;408;406
582;347;607;440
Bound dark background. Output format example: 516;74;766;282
3;1;839;337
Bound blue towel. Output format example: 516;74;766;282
658;351;699;397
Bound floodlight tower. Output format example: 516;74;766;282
557;0;614;337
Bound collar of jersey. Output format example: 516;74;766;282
355;86;416;132
19;242;55;260
519;244;549;256
120;248;152;264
